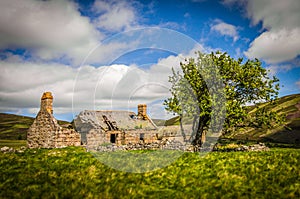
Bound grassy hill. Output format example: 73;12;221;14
151;119;166;126
153;115;194;126
0;113;34;140
163;93;300;144
230;94;300;144
0;113;70;140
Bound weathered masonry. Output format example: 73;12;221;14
74;104;162;148
27;92;81;148
27;92;187;150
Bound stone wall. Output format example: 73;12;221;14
83;123;197;149
27;109;81;148
85;129;159;148
55;128;81;148
84;126;191;149
27;92;81;148
86;129;106;149
93;140;195;152
121;129;157;144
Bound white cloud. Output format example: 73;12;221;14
92;0;138;32
184;13;190;18
265;64;293;76
0;43;207;119
296;80;300;89
246;0;300;29
243;0;300;63
245;28;300;63
0;57;181;117
0;0;147;65
211;19;239;42
0;4;209;119
0;0;102;65
235;47;241;58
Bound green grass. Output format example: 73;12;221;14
0;147;299;198
0;140;26;148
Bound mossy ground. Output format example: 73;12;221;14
0;147;299;198
0;140;26;148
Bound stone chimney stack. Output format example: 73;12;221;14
137;104;147;119
40;92;53;114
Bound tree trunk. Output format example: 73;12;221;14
193;119;204;147
179;114;186;141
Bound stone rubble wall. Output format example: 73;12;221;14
92;140;195;152
123;129;158;144
85;129;159;148
84;125;194;149
55;128;81;148
86;129;107;149
213;142;270;152
91;141;270;153
27;110;81;148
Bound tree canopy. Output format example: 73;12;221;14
164;51;282;147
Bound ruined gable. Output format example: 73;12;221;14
27;92;81;148
74;104;159;148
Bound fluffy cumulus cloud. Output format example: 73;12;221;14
0;41;206;119
0;0;226;120
0;0;102;64
0;52;187;119
0;0;144;65
211;19;239;42
0;60;77;111
245;27;300;64
92;0;138;32
296;80;300;89
243;0;300;63
0;0;204;120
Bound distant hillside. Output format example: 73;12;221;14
152;116;193;126
229;93;300;144
151;119;166;126
163;93;300;144
0;113;70;140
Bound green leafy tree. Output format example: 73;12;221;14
164;51;282;147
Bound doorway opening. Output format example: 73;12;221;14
140;133;144;142
110;134;116;143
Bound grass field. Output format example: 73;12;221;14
0;147;299;198
0;140;26;148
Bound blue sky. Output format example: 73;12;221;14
0;0;299;121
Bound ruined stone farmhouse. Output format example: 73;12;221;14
28;92;185;149
74;104;161;148
27;92;81;148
